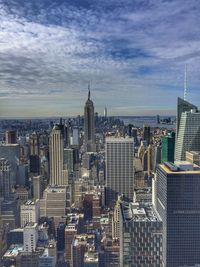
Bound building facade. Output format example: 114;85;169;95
161;132;175;163
20;200;40;227
105;137;134;206
49;125;66;185
155;162;200;267
119;201;163;267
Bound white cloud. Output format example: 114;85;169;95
0;0;200;116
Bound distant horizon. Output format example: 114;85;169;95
0;114;176;120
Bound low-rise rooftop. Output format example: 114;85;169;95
3;244;23;258
121;202;160;222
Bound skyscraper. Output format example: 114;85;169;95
175;98;200;161
33;175;41;200
105;137;134;206
84;88;95;152
155;161;200;267
40;185;67;228
29;132;39;156
161;132;175;163
104;106;107;118
49;124;66;185
0;158;11;199
176;97;197;135
0;144;20;188
5;130;17;144
143;125;151;145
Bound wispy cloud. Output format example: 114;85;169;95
0;0;200;116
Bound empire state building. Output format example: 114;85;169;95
84;88;96;152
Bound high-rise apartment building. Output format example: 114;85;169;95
105;137;134;206
49;124;66;185
155;161;200;267
175;97;200;161
84;89;96;152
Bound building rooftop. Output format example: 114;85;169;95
84;251;99;263
10;228;24;233
23;199;39;206
105;137;133;142
121;202;160;222
0;143;19;147
24;222;38;228
3;244;23;258
189;151;200;155
161;161;200;174
44;185;67;193
73;234;95;247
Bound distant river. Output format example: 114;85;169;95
117;116;176;129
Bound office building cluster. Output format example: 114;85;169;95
0;92;200;267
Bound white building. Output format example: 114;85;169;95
40;185;69;228
105;137;134;206
20;199;40;227
23;223;38;252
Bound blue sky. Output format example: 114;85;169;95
0;0;200;117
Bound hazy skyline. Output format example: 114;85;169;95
0;0;200;117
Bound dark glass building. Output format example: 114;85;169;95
143;125;150;145
57;222;65;251
155;162;200;267
161;132;175;163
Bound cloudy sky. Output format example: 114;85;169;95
0;0;200;117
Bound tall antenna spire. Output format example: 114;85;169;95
88;82;90;100
184;64;187;101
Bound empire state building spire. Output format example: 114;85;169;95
84;85;96;152
88;83;91;100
